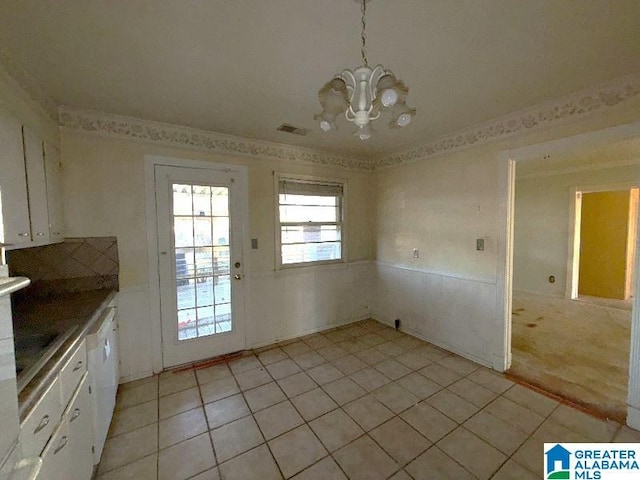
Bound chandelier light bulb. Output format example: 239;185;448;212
320;120;333;131
380;88;398;107
397;112;412;127
357;124;372;140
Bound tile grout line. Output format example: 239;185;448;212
102;319;632;479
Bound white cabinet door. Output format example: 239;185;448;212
23;127;50;244
44;142;64;243
0;111;31;246
37;419;70;480
65;374;93;480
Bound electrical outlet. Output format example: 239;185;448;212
476;238;484;251
251;238;258;249
412;248;419;258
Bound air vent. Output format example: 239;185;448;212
277;123;309;136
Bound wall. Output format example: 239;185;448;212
60;130;375;381
373;96;640;371
579;190;632;299
514;164;640;297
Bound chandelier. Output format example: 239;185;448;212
315;0;415;140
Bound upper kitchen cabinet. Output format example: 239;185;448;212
0;111;64;248
44;143;64;243
23;127;50;244
0;111;31;247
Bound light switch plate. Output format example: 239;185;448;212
476;238;484;251
251;238;258;249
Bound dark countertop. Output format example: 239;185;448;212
14;289;117;421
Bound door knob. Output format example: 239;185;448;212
234;262;241;268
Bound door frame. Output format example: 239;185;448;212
497;120;640;429
145;155;249;373
566;184;639;300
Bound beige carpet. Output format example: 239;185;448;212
509;290;631;422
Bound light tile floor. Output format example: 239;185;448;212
96;319;639;480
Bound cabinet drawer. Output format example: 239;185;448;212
59;340;87;408
64;373;93;480
20;376;62;458
37;415;70;480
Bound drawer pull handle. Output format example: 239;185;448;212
54;436;68;454
70;408;81;422
18;233;29;237
36;232;45;236
33;415;50;434
73;360;84;372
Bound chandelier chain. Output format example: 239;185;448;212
360;0;368;67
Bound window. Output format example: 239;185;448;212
277;175;345;267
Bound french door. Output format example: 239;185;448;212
155;165;246;367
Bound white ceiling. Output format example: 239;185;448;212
2;0;640;157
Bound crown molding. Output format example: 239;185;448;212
374;73;640;169
58;107;373;171
0;51;58;121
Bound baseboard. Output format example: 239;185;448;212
247;315;372;350
627;405;640;430
119;369;154;385
373;317;494;370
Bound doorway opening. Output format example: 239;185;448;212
507;137;640;423
567;187;638;308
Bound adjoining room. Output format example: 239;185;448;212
510;138;640;422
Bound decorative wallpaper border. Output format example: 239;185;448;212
58;107;372;171
57;73;640;172
374;73;640;169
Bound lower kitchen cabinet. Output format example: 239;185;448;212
36;374;92;480
64;374;93;480
37;417;69;480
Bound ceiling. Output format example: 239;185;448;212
2;0;640;158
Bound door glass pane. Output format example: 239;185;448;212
172;182;232;341
215;275;231;304
212;187;229;216
174;217;194;247
192;186;212;216
173;185;193;215
212;217;229;245
194;218;212;246
178;309;197;340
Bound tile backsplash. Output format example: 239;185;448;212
6;237;119;297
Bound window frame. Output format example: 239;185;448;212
274;173;347;270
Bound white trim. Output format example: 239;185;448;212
500;119;640;428
495;153;515;371
374;260;496;285
565;182;640;300
56;73;640;173
375;317;493;370
376;73;640;169
247;315;371;350
566;188;582;299
273;172;348;270
249;259;373;279
59;107;371;171
144;154;250;373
